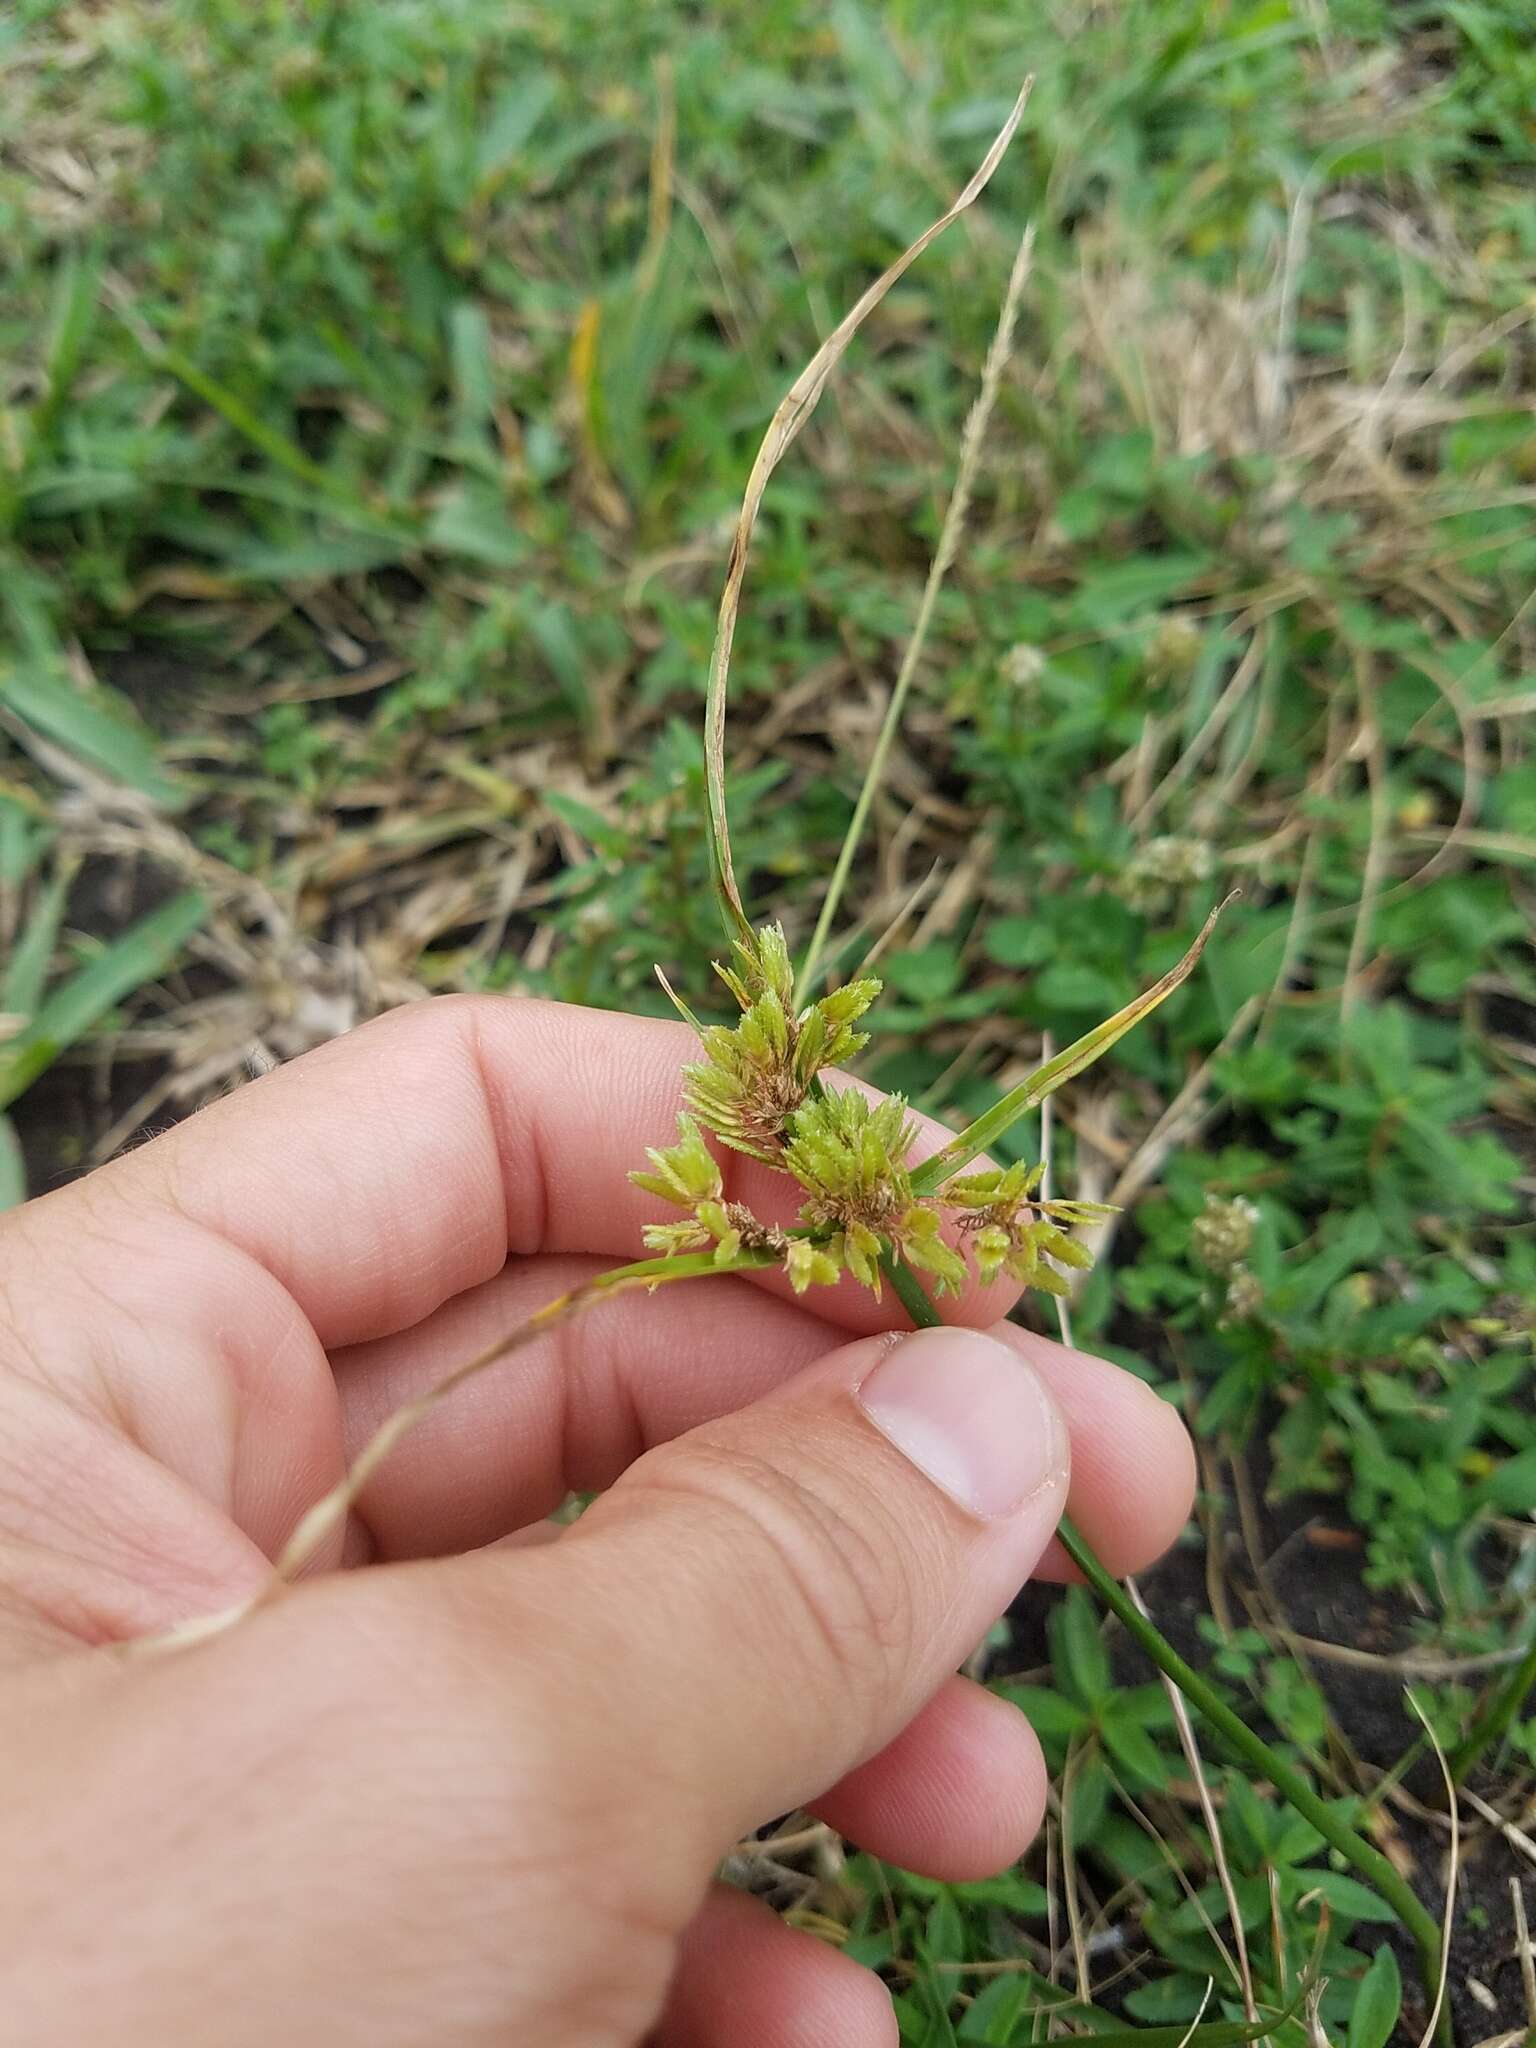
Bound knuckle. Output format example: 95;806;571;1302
644;1437;919;1712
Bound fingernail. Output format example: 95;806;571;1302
855;1327;1067;1519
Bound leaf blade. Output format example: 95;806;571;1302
911;897;1233;1193
1;864;71;1019
0;1112;24;1210
0;890;208;1110
1347;1944;1401;2048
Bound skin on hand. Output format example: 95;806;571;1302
0;996;1195;2047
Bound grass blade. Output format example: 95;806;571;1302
141;339;351;502
2;864;72;1019
1449;1630;1536;1784
0;889;207;1110
0;661;185;809
0;794;49;886
1;566;186;807
0;1112;24;1210
702;76;1033;942
1065;2006;1300;2047
910;897;1233;1193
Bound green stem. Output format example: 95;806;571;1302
1055;1521;1444;1994
881;1247;1449;2036
884;1249;944;1329
1448;1630;1536;1786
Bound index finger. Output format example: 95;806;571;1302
59;996;1021;1348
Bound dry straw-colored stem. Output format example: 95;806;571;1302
1127;1576;1257;2026
270;1250;771;1581
129;1247;775;1655
703;77;1034;940
1513;1873;1535;2030
1404;1690;1458;2048
1340;643;1389;1052
799;222;1037;994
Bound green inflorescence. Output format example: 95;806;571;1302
631;923;1114;1298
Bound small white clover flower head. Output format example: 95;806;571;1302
1191;1194;1261;1275
1221;1267;1265;1322
1001;642;1047;689
1119;836;1216;912
573;899;619;941
1146;612;1202;677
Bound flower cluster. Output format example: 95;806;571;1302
784;1089;969;1298
675;923;879;1163
1145;610;1203;678
1190;1193;1259;1275
631;922;1111;1303
938;1161;1111;1297
1118;835;1215;915
1190;1193;1265;1324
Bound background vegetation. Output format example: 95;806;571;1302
1;1;1532;2040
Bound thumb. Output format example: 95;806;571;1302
498;1322;1069;1857
0;1323;1066;2048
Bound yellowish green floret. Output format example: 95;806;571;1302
938;1160;1114;1294
630;922;1111;1303
670;922;880;1163
783;1089;967;1298
630;1112;722;1211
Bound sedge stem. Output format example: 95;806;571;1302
1054;1516;1446;2032
880;1246;1449;2037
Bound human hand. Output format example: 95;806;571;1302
0;997;1194;2046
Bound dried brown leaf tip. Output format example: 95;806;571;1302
631;922;1114;1301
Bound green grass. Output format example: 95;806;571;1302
3;0;1534;2039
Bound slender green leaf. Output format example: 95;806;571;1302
142;337;355;502
1068;2009;1303;2048
30;243;103;455
1049;1584;1113;1707
954;1973;1036;2042
1299;1870;1405;1926
0;890;207;1110
997;1683;1090;1740
0;797;47;885
924;1889;965;1964
1480;1447;1536;1512
0;1111;24;1210
2;865;72;1018
476;72;559;179
911;899;1232;1192
448;302;497;452
1102;1705;1173;1786
0;664;185;809
911;1944;961;2048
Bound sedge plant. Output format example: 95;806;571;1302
180;86;1449;2041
